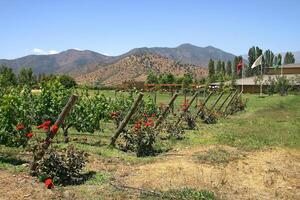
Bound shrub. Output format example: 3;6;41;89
34;145;88;185
275;76;290;96
183;112;196;129
265;77;276;95
226;97;246;115
121;118;158;157
160;119;185;140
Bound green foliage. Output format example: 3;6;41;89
0;86;35;147
160;119;185;140
208;59;215;78
18;68;35;86
182;73;193;87
226;96;246;115
277;54;282;65
35;145;88;185
34;80;72;124
265;77;276;95
275;76;290;96
159;73;175;84
284;52;295;64
216;60;222;75
147;71;159;84
0;65;17;87
65;89;109;135
122;119;157;157
248;46;262;76
57;75;77;88
226;61;232;76
264;49;274;68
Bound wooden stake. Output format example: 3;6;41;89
196;91;213;117
154;93;178;129
110;93;144;146
209;91;224;110
217;91;234;112
175;91;199;126
31;94;78;172
224;90;239;115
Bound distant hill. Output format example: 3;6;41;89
119;43;236;66
0;49;112;75
0;44;236;76
75;53;208;86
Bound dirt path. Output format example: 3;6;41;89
116;146;300;199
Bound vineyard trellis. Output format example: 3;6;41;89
0;80;247;187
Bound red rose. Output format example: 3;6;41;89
26;132;33;138
50;125;59;134
151;113;156;117
44;178;54;189
16;124;25;131
144;118;154;127
134;121;142;130
37;120;51;130
110;112;118;119
143;113;148;117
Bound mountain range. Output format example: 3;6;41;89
1;44;299;86
0;44;235;76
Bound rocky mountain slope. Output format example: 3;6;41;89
75;53;208;86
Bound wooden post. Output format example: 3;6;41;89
217;91;234;112
224;90;239;114
174;91;199;127
31;94;78;172
196;92;213;117
209;91;224;110
154;93;178;129
110;93;144;146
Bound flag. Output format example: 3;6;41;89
237;60;243;74
251;55;263;69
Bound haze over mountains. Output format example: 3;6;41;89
0;44;235;76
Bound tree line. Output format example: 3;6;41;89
208;47;296;81
0;65;77;88
146;71;205;86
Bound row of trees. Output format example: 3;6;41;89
208;47;296;81
0;65;77;88
146;71;201;86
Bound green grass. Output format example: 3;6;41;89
0;145;28;173
212;94;300;150
141;188;215;200
85;172;111;185
196;147;242;165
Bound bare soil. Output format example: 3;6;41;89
116;146;300;200
0;146;299;200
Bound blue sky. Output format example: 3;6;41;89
0;0;300;59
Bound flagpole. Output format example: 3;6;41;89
242;62;244;94
260;63;263;96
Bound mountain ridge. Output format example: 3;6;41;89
0;44;237;76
